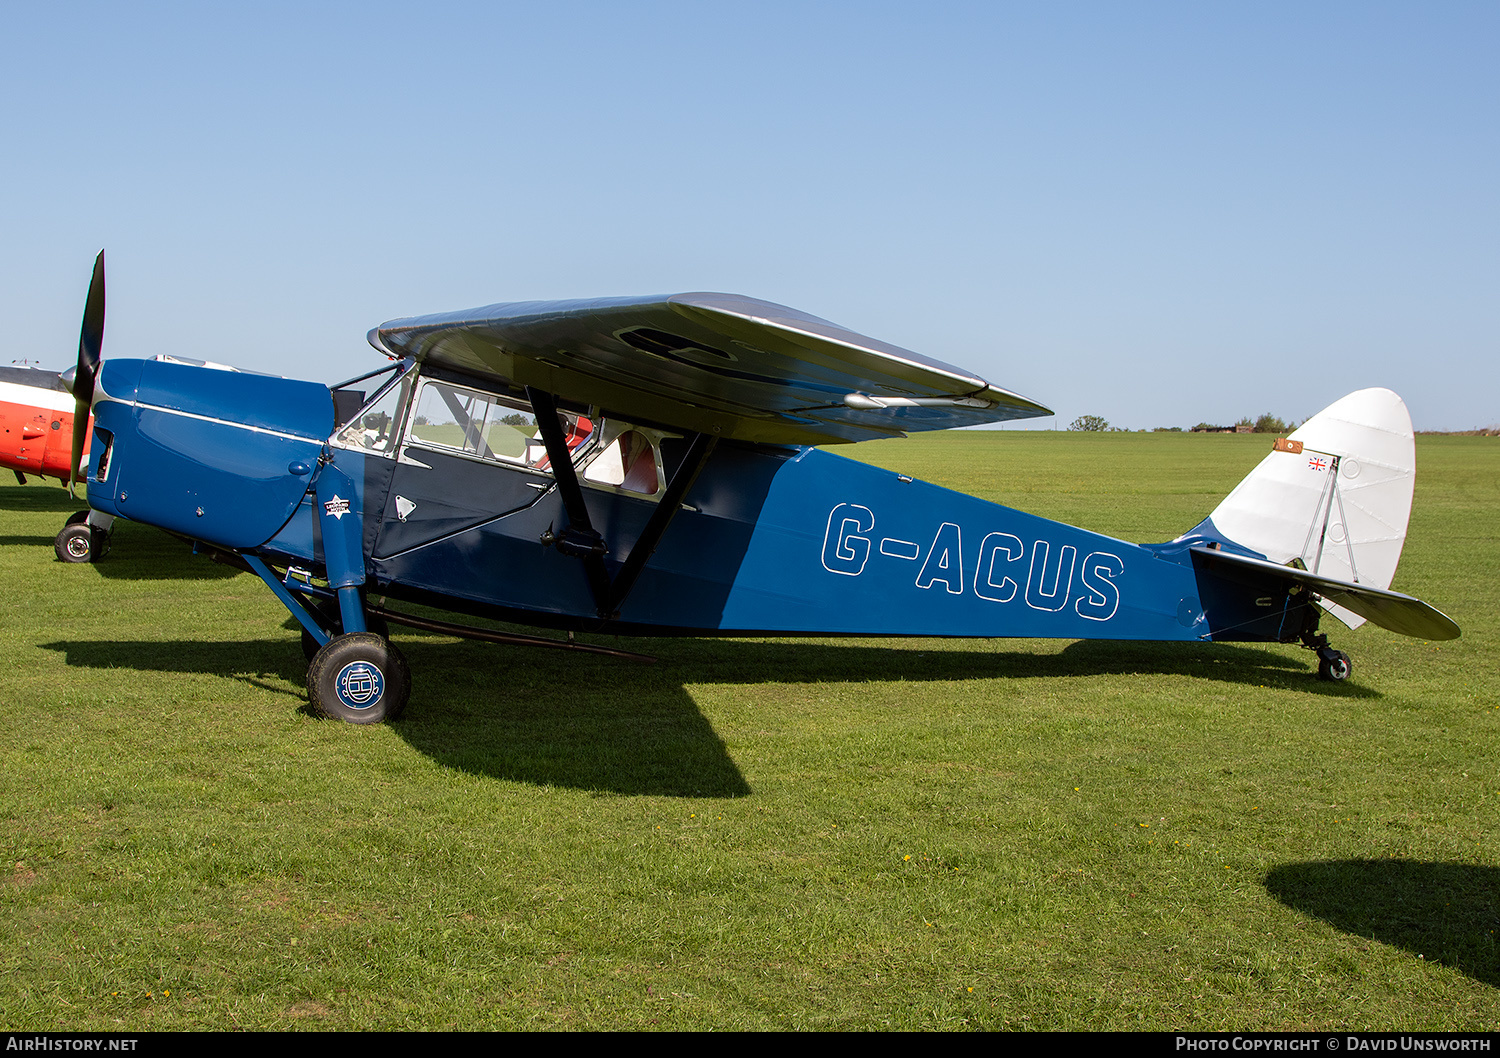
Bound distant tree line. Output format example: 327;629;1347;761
1068;412;1302;433
1052;414;1496;436
1180;413;1297;433
1244;413;1290;433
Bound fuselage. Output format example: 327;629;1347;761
83;357;1303;645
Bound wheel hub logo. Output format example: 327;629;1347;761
335;661;384;709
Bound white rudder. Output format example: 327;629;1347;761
1188;388;1416;630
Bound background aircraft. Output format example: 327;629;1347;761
0;362;82;485
0;358;109;562
65;256;1460;724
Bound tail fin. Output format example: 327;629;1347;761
1184;388;1416;631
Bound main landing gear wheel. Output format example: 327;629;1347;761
1317;648;1352;682
53;522;109;563
306;632;411;724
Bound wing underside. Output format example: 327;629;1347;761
371;293;1050;445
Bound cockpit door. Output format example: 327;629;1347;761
368;379;564;559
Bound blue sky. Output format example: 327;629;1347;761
3;2;1495;430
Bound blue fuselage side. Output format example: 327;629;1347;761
695;448;1203;640
299;445;1261;643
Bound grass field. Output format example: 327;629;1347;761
1;431;1496;1030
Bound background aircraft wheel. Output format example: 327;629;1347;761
1317;649;1352;681
53;522;106;563
306;632;411;724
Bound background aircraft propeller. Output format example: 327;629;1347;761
68;251;105;496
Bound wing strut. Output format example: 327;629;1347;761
605;431;718;617
526;387;718;622
526;387;613;610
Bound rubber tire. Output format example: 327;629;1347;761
306;632;411;724
54;522;100;563
1317;650;1352;681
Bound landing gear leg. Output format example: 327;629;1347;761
241;554;411;723
300;598;391;662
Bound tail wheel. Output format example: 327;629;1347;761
1317;649;1352;681
306;632;411;724
54;522;107;563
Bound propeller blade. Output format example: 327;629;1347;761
69;251;105;496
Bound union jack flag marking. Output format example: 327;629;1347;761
1307;457;1327;472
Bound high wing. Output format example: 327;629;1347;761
1190;545;1460;641
370;293;1051;445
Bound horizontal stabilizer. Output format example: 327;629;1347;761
1190;545;1460;641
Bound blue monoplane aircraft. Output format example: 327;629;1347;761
64;254;1460;722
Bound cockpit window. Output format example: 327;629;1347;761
333;371;413;457
582;429;660;495
337;374;673;499
411;384;522;459
404;379;592;471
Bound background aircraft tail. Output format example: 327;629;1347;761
1181;388;1417;631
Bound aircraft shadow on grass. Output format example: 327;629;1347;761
42;630;1373;798
4;527;232;570
0;485;81;513
1265;860;1500;987
83;546;242;581
41;524;242;580
39;633;748;797
0;489;241;579
0;534;64;548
